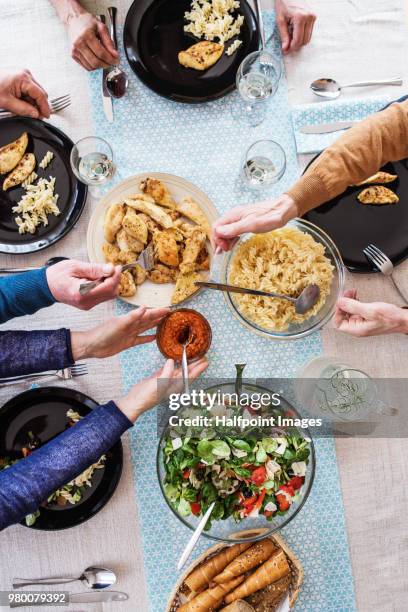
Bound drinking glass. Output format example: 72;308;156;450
233;50;281;127
70;137;115;188
241;139;286;188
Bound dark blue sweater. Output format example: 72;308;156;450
0;269;132;530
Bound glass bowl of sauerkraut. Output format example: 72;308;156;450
221;219;345;340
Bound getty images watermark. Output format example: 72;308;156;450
166;389;322;429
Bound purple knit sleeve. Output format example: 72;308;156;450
0;329;74;377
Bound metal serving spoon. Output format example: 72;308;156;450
105;7;128;99
195;281;320;315
178;325;192;395
0;256;68;274
310;76;403;99
13;566;116;590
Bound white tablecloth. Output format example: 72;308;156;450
0;1;407;611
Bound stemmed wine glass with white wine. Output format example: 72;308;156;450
233;50;282;127
70;137;115;193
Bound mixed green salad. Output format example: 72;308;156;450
0;409;105;527
162;433;311;527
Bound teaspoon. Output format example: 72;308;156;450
178;325;193;395
0;256;68;274
13;566;116;590
311;76;402;99
105;7;128;99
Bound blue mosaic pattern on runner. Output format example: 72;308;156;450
292;96;391;154
88;13;356;612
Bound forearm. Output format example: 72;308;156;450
0;329;73;377
49;0;86;24
287;99;408;215
0;268;55;324
0;401;132;531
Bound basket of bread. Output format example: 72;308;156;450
167;532;303;612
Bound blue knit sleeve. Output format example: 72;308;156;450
0;268;55;324
0;402;132;531
0;329;74;377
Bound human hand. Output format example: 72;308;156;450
116;357;209;422
0;70;50;119
334;289;408;337
71;306;170;360
46;259;121;310
67;11;119;71
275;0;316;54
213;194;298;251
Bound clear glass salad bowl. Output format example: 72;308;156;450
221;218;345;340
157;381;316;544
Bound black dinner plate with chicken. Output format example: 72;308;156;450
0;387;123;531
303;157;408;273
123;0;260;103
0;117;87;254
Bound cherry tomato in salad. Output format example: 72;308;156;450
183;469;191;480
251;466;267;486
264;510;273;518
190;502;201;515
242;495;257;508
255;489;267;509
276;493;290;512
288;476;304;490
279;484;295;497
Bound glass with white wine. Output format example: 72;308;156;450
70;137;115;189
233;50;281;127
241;139;286;188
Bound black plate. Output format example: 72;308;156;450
0;118;87;254
0;387;123;531
124;0;259;103
303;157;408;272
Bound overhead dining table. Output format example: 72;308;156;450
0;1;407;611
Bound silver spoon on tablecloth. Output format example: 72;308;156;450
0;256;68;274
310;76;403;99
13;566;116;590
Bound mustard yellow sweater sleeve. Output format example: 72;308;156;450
287;99;408;216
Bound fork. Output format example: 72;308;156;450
363;244;408;304
0;364;88;387
79;243;155;296
0;94;71;119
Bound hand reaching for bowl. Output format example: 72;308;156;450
213;194;298;251
70;306;170;359
334;289;408;337
116;357;209;422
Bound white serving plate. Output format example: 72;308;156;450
87;172;219;307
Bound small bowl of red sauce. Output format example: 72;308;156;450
156;309;212;361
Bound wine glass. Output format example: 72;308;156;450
70;137;115;191
233;50;282;127
241;139;286;188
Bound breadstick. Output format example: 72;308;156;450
185;543;252;592
224;549;290;604
178;576;244;612
214;540;276;584
219;601;255;611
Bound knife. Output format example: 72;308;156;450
70;590;129;604
99;14;114;123
299;120;358;134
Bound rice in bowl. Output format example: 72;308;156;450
228;227;334;331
